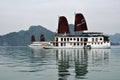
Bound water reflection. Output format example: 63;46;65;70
74;49;88;78
55;49;110;80
0;46;112;80
56;49;88;79
88;49;110;68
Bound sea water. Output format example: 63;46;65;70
0;46;120;80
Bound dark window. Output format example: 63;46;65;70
84;38;88;41
81;43;83;45
67;38;69;41
74;38;76;40
81;38;83;41
77;38;79;41
61;43;63;46
56;37;58;41
74;43;76;46
100;38;102;40
64;38;66;41
61;38;63;41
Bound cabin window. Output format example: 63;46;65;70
67;38;69;41
56;37;58;41
74;38;76;41
70;38;72;41
61;43;63;46
96;38;98;42
81;38;83;41
77;38;79;41
101;42;102;44
98;42;99;45
84;38;88;41
64;38;66;41
92;38;94;42
77;43;79;46
81;43;83;45
100;38;102;40
61;38;63;41
74;43;76;46
56;43;58;46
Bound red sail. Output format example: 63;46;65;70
74;13;88;31
31;35;35;42
58;16;70;34
40;34;45;41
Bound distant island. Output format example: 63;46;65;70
0;24;120;46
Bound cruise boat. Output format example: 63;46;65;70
29;13;111;49
29;34;51;49
43;13;110;49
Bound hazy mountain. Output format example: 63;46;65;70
0;25;55;46
109;33;120;45
0;24;119;46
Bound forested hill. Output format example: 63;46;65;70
0;25;55;46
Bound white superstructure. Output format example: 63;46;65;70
44;32;110;49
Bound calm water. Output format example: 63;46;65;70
0;46;120;80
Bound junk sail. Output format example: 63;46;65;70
31;35;35;43
58;16;70;34
74;13;88;31
40;34;45;41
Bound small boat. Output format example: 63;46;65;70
29;34;50;49
29;41;50;49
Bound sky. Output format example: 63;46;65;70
0;0;120;35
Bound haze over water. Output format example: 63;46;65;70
0;46;120;80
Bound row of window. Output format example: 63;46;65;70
60;43;83;46
59;42;108;46
60;37;88;42
59;37;103;42
92;38;103;42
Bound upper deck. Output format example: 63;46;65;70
55;32;107;38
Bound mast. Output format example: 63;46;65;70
40;34;45;41
74;13;88;32
31;35;35;43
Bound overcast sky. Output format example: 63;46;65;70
0;0;120;35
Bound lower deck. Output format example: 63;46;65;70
48;41;111;49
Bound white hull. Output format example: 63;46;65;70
28;45;44;49
28;41;50;49
29;42;111;49
43;45;110;49
43;41;111;49
29;42;110;49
